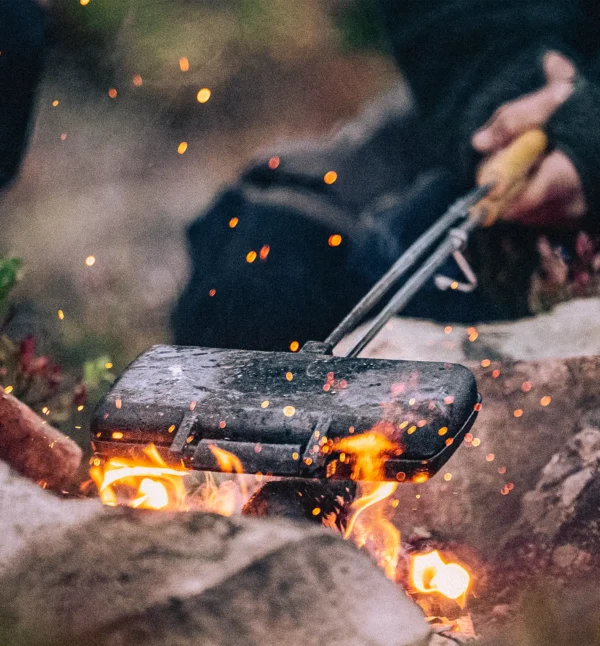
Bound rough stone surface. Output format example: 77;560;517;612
504;428;600;546
0;461;99;574
336;298;600;363
479;582;600;646
0;466;430;646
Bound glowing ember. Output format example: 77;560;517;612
196;88;212;103
324;170;338;184
410;550;470;601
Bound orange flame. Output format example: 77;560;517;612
334;431;398;482
333;431;401;580
209;443;243;474
208;444;248;503
90;444;187;510
90;443;253;515
331;431;471;601
410;550;470;603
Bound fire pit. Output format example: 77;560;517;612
2;347;600;644
88;411;475;640
82;349;600;643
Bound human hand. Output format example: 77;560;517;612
472;52;586;226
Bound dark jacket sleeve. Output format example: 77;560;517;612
0;0;46;190
548;55;600;220
376;1;590;190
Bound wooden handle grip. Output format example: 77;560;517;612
472;129;549;226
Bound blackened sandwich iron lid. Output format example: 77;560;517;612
91;345;479;482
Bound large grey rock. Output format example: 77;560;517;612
0;465;430;646
346;355;600;556
334;300;600;555
506;428;600;545
336;298;600;363
0;461;99;574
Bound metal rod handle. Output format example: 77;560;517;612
345;217;479;358
322;185;489;352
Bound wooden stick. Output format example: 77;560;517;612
0;391;82;490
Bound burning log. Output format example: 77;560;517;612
0;390;82;490
242;478;356;529
0;461;431;646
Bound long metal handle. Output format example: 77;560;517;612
345;217;479;358
322;185;489;353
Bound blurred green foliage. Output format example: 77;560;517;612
333;0;387;52
51;0;330;95
50;0;385;83
0;258;22;305
82;353;115;401
0;258;115;445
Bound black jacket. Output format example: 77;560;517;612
378;0;600;217
0;0;46;190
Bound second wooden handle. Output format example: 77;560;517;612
472;129;549;226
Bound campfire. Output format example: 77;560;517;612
5;351;600;646
89;430;473;630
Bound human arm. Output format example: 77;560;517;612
470;52;586;226
375;1;589;192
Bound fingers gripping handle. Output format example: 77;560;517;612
471;129;549;226
478;129;548;191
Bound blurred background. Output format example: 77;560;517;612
0;0;401;386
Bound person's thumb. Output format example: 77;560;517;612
543;51;577;84
472;52;576;154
